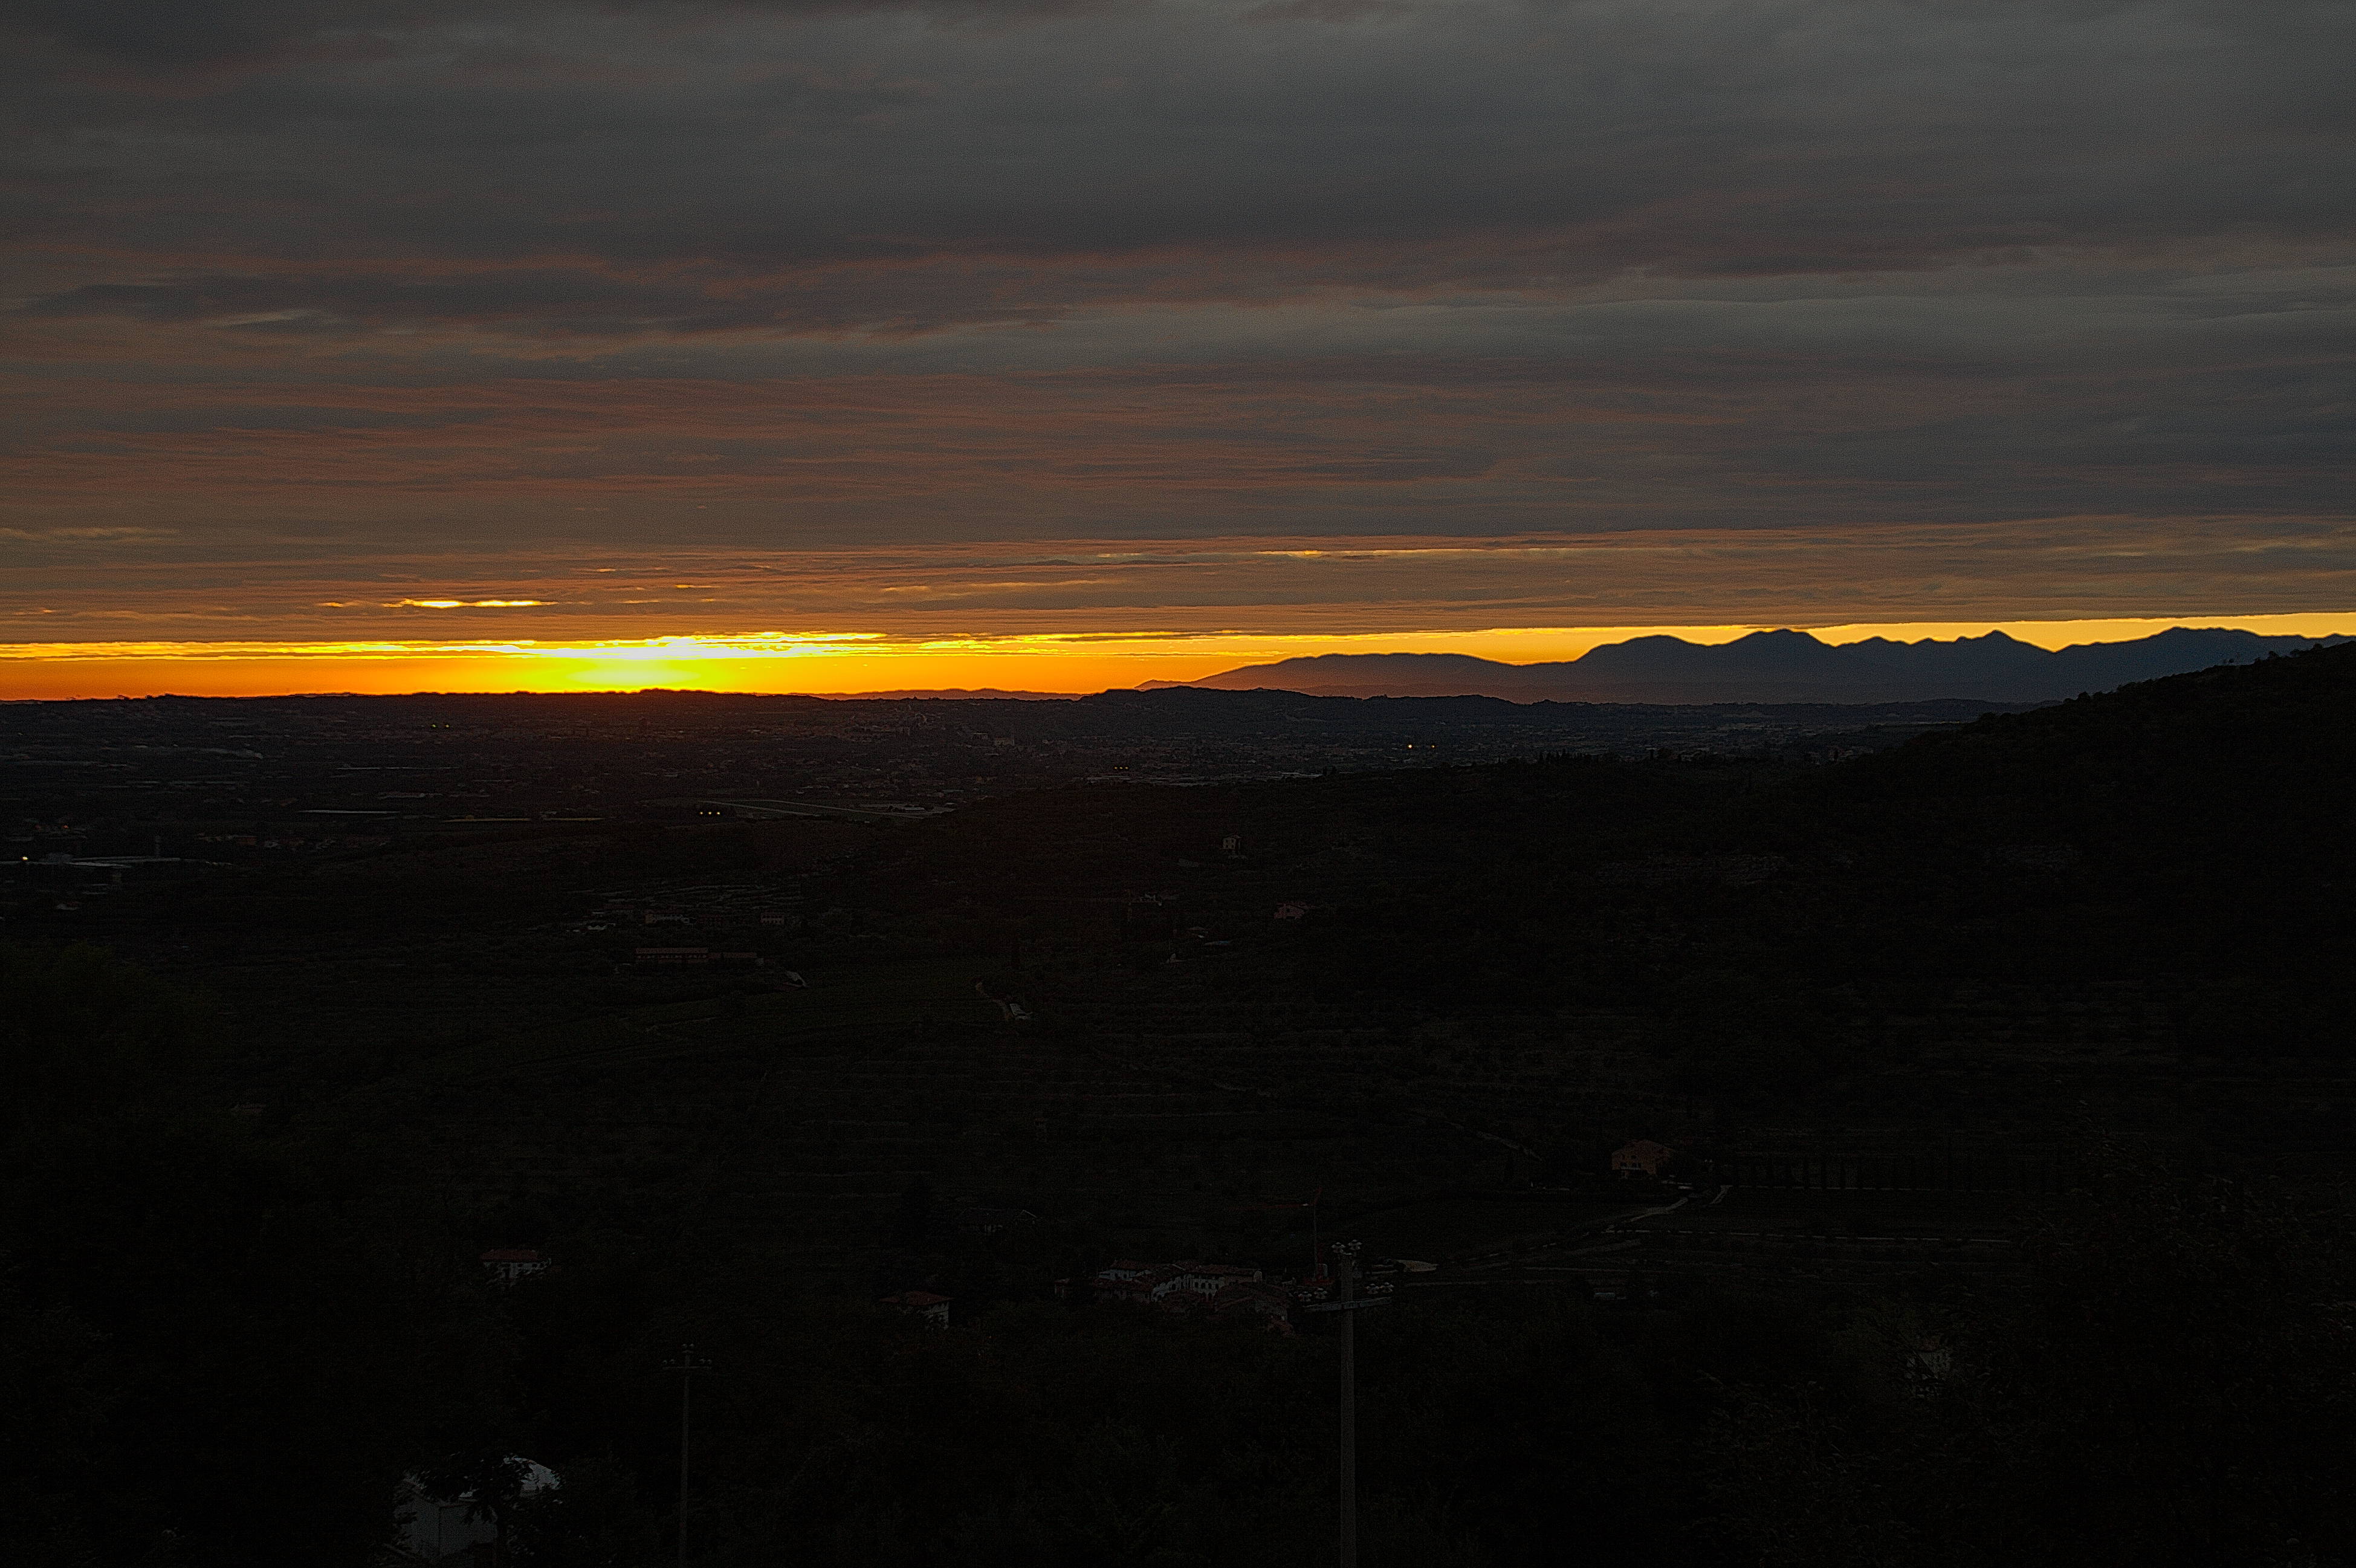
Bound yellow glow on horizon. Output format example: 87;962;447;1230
386;598;551;609
1;613;2351;699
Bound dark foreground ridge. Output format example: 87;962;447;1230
6;643;2356;1567
1163;623;2348;702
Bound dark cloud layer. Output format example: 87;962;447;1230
1;0;2351;641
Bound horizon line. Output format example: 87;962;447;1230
2;612;2352;701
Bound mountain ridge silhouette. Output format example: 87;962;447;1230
1147;626;2348;704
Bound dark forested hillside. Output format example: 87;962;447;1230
6;645;2355;1568
1299;643;2356;1077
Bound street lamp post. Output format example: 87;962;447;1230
664;1343;713;1567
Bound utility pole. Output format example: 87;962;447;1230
1306;1241;1384;1568
1337;1245;1358;1568
664;1343;712;1567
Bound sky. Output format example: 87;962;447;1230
3;0;2352;696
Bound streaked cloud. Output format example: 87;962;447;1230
5;520;2351;649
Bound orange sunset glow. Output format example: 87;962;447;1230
7;615;2356;701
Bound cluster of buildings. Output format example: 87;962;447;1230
1072;1259;1309;1328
